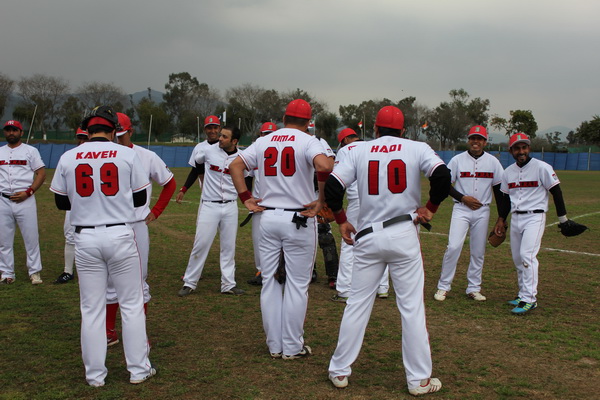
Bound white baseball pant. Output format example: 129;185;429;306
251;212;262;273
329;221;433;390
64;211;75;275
510;212;545;303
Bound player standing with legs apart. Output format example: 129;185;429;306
0;120;45;285
325;106;451;396
50;106;155;386
331;128;390;303
178;125;244;296
55;128;89;284
229;99;332;359
105;112;176;346
498;133;583;315
434;126;505;302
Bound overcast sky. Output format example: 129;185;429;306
1;0;599;132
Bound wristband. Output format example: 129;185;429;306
425;200;439;213
334;209;347;224
179;186;187;193
238;191;252;203
558;215;568;223
25;187;34;197
317;171;331;182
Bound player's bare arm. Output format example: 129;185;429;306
229;156;265;213
11;167;46;203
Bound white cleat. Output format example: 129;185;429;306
467;291;486;301
409;378;442;396
433;290;447;301
329;375;348;388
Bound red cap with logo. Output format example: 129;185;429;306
204;115;220;127
3;120;23;130
116;113;132;137
285;99;312;120
338;128;357;143
260;122;277;133
509;133;530;148
375;106;404;130
468;125;488;139
76;127;88;137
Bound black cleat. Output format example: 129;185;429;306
54;272;74;284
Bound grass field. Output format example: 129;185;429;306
1;168;598;400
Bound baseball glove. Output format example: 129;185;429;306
316;205;335;224
558;220;588;237
488;231;506;247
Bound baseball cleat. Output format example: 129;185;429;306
30;273;43;285
247;272;263;286
408;378;442;396
222;287;245;295
270;352;282;359
434;289;447;301
282;345;312;360
330;294;348;303
311;269;317;283
511;301;537;315
130;367;157;384
507;296;521;306
107;329;119;347
54;272;74;284
377;292;389;299
467;292;486;301
328;278;336;290
1;277;15;284
178;286;194;297
329;375;349;388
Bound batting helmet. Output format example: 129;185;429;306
509;133;530;148
375;106;404;130
81;105;120;131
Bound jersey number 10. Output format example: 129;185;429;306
75;163;120;197
368;159;407;195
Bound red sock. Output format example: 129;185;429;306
106;303;119;333
144;303;147;314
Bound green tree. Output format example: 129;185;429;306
491;109;538;138
78;81;127;111
544;131;563;151
315;111;339;144
60;95;85;131
136;98;171;141
574;115;600;145
0;72;14;117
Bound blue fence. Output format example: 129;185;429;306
32;143;600;171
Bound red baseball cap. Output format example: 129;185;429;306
468;125;488;139
338;128;357;143
3;120;23;130
204;115;220;127
375;106;404;130
509;133;530;148
285;99;312;120
260;122;277;134
116;113;132;137
76;127;88;137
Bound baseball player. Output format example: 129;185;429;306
434;126;505;302
229;99;332;359
247;121;278;286
325;106;451;396
178;125;244;296
55;128;89;284
331;128;390;303
105;112;176;346
498;133;570;315
50;106;155;386
176;115;221;204
0;120;46;285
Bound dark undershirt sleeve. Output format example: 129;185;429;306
428;164;452;205
324;176;346;212
449;186;464;202
133;189;147;208
549;184;567;216
182;166;200;189
54;194;71;210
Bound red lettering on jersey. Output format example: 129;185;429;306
270;135;295;142
371;145;379;152
5;160;27;165
77;150;118;160
370;144;401;153
508;181;539;189
209;164;222;173
460;171;494;179
460;172;475;178
223;168;230;175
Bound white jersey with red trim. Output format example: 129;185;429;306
194;143;239;201
332;136;444;232
334;141;364;201
448;151;504;203
0;143;45;193
131;144;173;221
50;141;150;226
500;158;559;212
239;128;324;209
188;140;216;167
319;137;335;158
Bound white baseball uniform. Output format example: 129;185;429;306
247;167;262;274
328;135;446;390
50;139;152;386
181;142;239;292
0;142;44;280
501;158;559;304
335;142;389;298
437;151;504;294
239;128;323;356
107;144;174;304
63;211;76;275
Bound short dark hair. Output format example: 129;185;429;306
344;134;360;141
284;115;310;126
377;126;402;137
87;124;114;134
223;124;241;142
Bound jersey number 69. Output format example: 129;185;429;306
75;163;120;197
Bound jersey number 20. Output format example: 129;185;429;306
368;159;407;195
264;147;296;176
75;163;120;197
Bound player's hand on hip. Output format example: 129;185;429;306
244;197;265;213
339;221;356;245
462;195;483;210
145;212;157;224
301;200;323;218
414;206;434;225
10;192;28;203
175;191;185;204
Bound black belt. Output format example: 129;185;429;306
514;209;544;214
355;215;413;241
203;200;235;204
75;223;126;234
263;207;306;212
1;193;12;199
